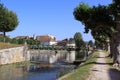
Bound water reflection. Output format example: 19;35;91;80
0;62;74;80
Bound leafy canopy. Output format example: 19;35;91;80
73;3;115;43
0;3;18;36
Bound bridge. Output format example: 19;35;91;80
28;45;76;51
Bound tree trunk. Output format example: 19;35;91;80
3;31;6;37
108;36;115;58
113;13;120;64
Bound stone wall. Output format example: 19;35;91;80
0;47;28;65
0;47;76;65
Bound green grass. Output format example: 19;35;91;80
14;61;34;66
61;51;99;80
0;42;22;50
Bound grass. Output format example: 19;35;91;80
61;51;99;80
0;42;22;50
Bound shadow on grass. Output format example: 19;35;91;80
79;61;113;68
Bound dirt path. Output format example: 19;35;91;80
86;51;120;80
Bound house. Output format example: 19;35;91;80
57;38;75;47
36;34;57;46
15;36;30;39
57;38;68;46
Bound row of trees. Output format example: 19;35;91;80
73;0;120;64
0;3;18;37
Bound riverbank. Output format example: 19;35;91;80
59;50;120;80
86;51;120;80
58;51;99;80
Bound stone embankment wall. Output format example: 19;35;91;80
0;47;76;65
0;47;30;65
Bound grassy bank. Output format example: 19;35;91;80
0;42;22;50
60;51;99;80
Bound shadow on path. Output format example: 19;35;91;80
108;69;120;80
81;54;120;80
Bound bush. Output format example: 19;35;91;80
11;38;18;44
0;37;4;42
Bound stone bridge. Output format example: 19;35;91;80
27;50;76;64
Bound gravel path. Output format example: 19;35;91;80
86;51;120;80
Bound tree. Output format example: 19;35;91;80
18;39;25;44
73;2;119;63
11;38;18;44
108;0;120;63
69;38;75;44
0;36;4;42
88;40;94;47
74;32;84;49
0;3;18;37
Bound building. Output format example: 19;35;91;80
36;34;57;46
15;36;30;39
57;38;68;46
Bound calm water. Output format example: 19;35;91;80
0;62;74;80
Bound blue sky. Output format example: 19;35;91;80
1;0;112;41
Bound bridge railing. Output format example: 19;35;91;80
28;45;76;51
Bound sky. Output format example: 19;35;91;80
1;0;112;41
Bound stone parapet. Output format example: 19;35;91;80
0;47;27;65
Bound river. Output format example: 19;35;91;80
0;62;74;80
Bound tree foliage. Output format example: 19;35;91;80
26;39;40;46
0;3;18;37
73;3;115;48
73;1;120;64
69;38;75;44
88;40;94;47
74;32;84;48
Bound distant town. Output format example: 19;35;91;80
0;34;76;47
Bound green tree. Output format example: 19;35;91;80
0;36;4;42
11;38;18;44
109;0;120;63
26;39;40;46
69;38;75;44
5;37;11;43
0;3;18;37
73;1;120;64
18;39;25;44
88;40;94;47
74;32;84;48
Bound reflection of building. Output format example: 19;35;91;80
36;34;57;46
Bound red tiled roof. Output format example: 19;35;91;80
36;35;56;42
15;36;29;39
